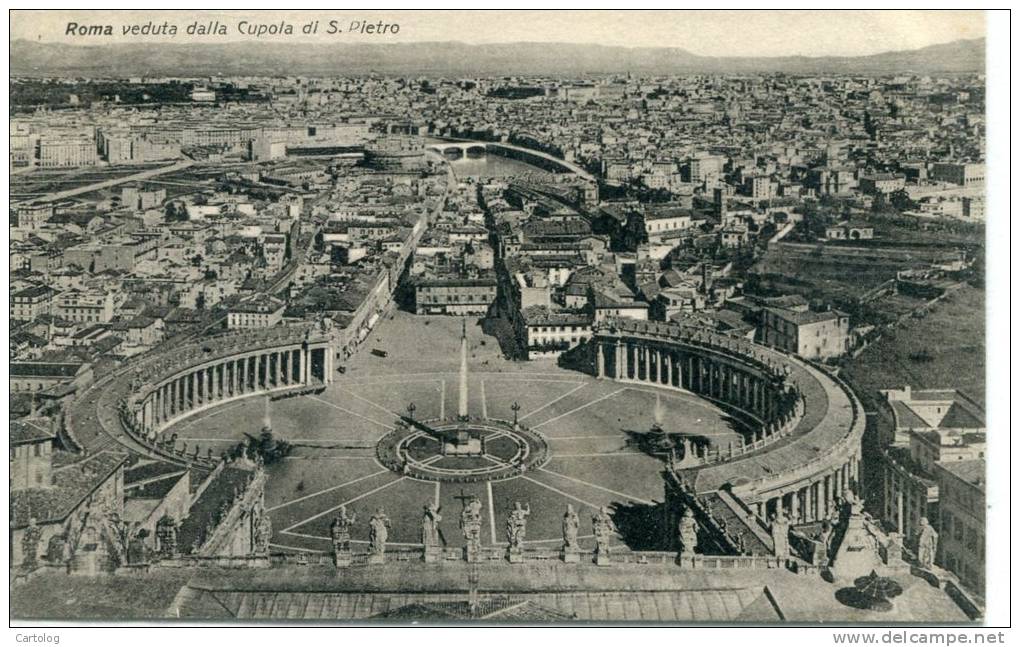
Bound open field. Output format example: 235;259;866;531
842;285;985;405
168;313;745;553
10;165;163;199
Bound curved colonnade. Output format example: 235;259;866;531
592;318;865;527
66;323;336;467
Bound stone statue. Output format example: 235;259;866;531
816;519;833;565
916;517;939;570
771;511;790;560
421;501;443;549
254;509;272;554
562;504;580;550
884;531;905;567
330;505;357;554
369;508;391;558
155;514;178;558
506;501;531;550
846;489;865;516
678;508;699;554
46;534;70;565
592;506;616;564
460;496;484;561
127;531;152;565
21;518;42;570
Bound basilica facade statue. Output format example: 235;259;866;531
506;502;530;549
916;517;939;569
592;506;616;564
562;505;580;550
460;496;483;560
771;510;790;559
330;505;357;554
369;508;391;557
678;508;699;554
421;501;443;549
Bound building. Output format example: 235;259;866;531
11;202;55;231
825;221;875;241
623;205;694;248
591;288;650;324
859;173;906;195
689;154;725;183
720;226;750;248
11;418;57;490
877;386;985;544
745;175;777;200
761;304;850;360
63;238;159;273
175;464;270;558
11;285;57;322
415;277;497;315
934;459;985;595
121;186;167;211
123;464;192;553
10;362;93;394
35;136;98;168
962;196;985;220
805;167;856;196
262;233;288;272
930;163;985;188
227;295;286;330
191;88;217;102
54;290;116;324
11;442;128;570
519;305;592;359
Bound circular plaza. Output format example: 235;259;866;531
161;312;751;554
65;305;863;559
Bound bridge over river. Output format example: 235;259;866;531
425;139;596;183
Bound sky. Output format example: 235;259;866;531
11;10;985;58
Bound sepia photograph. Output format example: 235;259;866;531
6;8;1009;635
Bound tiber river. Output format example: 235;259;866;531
446;154;552;179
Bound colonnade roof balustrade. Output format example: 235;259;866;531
65;322;334;459
593;318;865;497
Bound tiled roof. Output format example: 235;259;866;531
939;459;985;490
12;451;128;529
11;418;56;446
522;305;591;327
177;467;257;553
176;585;782;622
10;362;86;378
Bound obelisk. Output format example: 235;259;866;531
458;318;469;421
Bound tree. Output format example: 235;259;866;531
164;202;188;222
863;110;877;140
889;189;917;212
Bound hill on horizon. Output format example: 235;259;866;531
10;37;986;77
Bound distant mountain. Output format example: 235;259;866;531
10;38;985;77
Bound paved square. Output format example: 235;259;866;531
170;312;746;552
